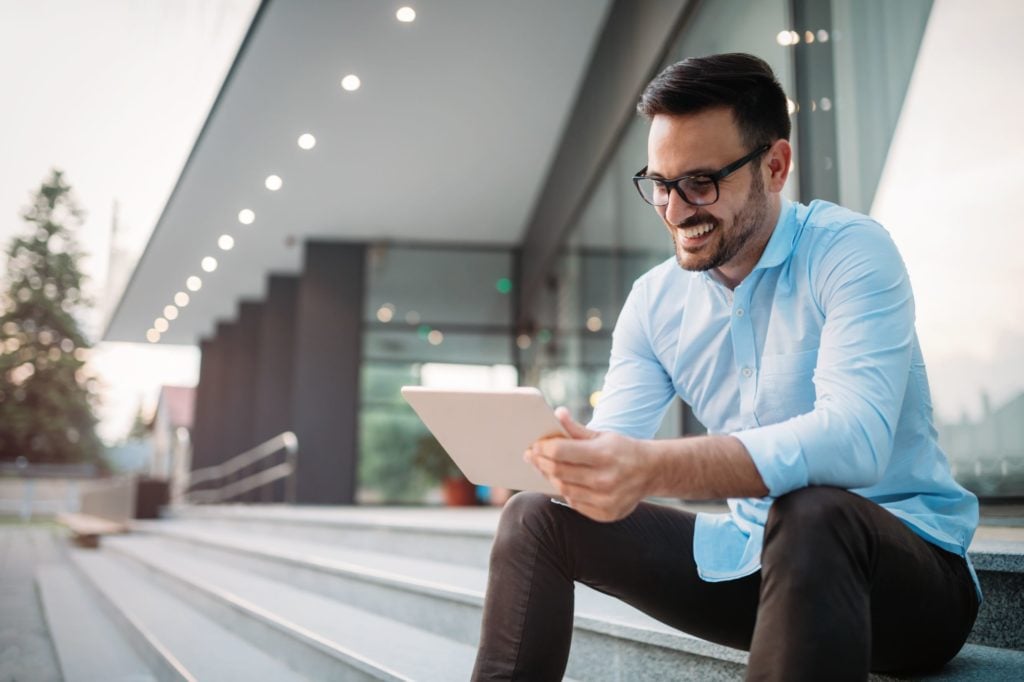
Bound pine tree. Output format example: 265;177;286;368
0;169;102;464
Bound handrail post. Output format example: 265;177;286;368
285;447;297;504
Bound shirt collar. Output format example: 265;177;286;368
752;197;798;272
693;198;799;283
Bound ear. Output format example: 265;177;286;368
764;139;793;193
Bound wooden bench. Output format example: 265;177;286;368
55;513;128;548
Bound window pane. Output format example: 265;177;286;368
865;0;1024;496
365;246;513;327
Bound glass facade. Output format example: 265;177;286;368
858;0;1024;497
520;0;796;437
360;0;1024;502
359;244;516;503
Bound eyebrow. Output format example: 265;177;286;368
645;165;717;180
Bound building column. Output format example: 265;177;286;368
191;332;229;472
290;241;365;505
225;302;264;500
190;338;215;472
211;321;238;466
252;275;300;502
791;0;839;203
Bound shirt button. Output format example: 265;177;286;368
742;367;753;378
735;308;745;317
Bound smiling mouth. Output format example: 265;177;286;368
678;222;716;239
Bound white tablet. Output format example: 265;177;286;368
401;386;566;495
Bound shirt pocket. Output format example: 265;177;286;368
754;348;818;426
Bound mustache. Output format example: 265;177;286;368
675;213;719;229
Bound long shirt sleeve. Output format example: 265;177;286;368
733;222;915;495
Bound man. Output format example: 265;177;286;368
471;53;979;681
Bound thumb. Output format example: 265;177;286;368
555;406;598;440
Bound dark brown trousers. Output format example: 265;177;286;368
471;486;978;681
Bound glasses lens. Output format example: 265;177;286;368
680;177;718;206
636;179;669;205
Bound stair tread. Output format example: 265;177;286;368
106;535;482;682
111;533;1024;680
162;504;501;536
874;643;1024;681
35;564;154;682
146;509;1024;679
162;504;1024;570
70;549;308;682
139;519;699;643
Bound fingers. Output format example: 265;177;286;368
532;436;601;467
524;447;637;523
526;445;623;501
554;406;598;440
525;446;594;488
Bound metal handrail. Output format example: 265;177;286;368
186;431;298;504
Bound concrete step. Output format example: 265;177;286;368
102;534;486;682
964;534;1024;650
162;505;1024;651
132;521;747;680
134;519;1024;681
162;504;498;569
68;548;308;681
35;564;155;682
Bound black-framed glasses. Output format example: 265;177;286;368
632;144;771;207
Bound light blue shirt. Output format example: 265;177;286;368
588;199;980;590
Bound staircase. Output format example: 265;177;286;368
36;504;1024;681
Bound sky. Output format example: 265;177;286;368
0;0;259;442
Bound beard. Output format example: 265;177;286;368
670;168;770;273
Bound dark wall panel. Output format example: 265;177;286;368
252;275;300;502
290;242;365;504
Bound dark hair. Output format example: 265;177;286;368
637;53;791;147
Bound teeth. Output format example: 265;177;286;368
681;223;715;239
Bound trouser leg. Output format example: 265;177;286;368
747;486;978;682
471;492;761;681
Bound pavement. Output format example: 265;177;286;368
0;520;63;682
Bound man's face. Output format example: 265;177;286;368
646;108;775;283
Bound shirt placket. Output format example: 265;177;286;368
729;275;760;428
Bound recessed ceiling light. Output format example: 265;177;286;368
218;234;235;251
265;174;282;191
186;276;202;291
396;7;416;22
297;133;316;150
174;291;190;307
164;305;178;320
341;74;361;91
201;257;218;273
146;329;160;343
154;317;169;333
238;209;255;225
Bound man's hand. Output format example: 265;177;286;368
524;407;653;523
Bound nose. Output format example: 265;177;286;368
662;188;697;227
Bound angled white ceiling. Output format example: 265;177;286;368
105;0;611;345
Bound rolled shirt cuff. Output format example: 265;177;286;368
732;422;808;498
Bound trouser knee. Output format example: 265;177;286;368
763;486;871;571
490;492;559;562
